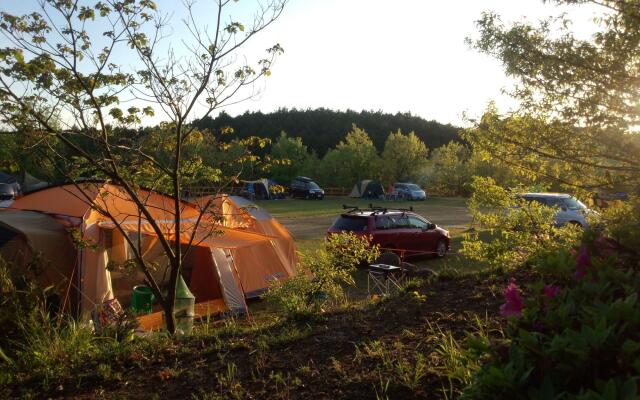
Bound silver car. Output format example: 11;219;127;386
392;183;427;200
521;193;596;227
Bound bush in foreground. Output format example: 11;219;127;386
462;200;640;399
264;232;379;316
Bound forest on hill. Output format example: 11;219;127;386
194;108;461;156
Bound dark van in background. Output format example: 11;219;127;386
290;176;325;199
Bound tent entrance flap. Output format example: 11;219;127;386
183;245;223;302
210;248;246;313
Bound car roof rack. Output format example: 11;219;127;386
341;204;413;215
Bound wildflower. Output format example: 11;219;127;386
574;245;591;281
542;284;562;299
500;281;524;318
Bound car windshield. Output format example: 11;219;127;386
331;216;368;232
406;184;420;191
563;197;587;210
308;182;320;189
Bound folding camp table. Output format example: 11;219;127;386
366;264;405;296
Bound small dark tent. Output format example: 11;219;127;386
0;171;49;194
241;179;285;200
349;180;385;199
241;179;270;200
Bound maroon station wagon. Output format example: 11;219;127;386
327;206;450;258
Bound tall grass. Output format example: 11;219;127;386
13;313;98;389
0;262;170;397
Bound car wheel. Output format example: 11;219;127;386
436;240;447;258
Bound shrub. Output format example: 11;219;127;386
264;232;379;316
0;257;146;395
461;176;582;270
462;226;640;399
597;196;640;250
0;257;49;363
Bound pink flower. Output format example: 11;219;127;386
574;245;591;281
500;281;524;318
542;284;562;299
541;284;562;309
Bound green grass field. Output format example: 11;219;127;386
256;196;468;217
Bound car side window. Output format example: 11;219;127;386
523;197;544;206
408;216;428;229
375;216;391;230
391;215;410;229
546;198;563;208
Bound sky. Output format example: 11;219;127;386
207;0;601;126
1;0;603;127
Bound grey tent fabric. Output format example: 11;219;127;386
22;172;49;192
211;247;247;314
0;211;77;308
0;211;76;272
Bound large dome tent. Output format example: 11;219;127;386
1;182;297;329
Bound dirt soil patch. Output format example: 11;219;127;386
36;268;534;400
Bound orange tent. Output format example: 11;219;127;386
1;182;296;325
194;195;298;298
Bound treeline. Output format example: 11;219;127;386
1;114;520;196
267;124;521;196
194;108;460;156
0;122;520;196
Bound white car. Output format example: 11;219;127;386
392;183;427;200
0;183;17;208
520;193;597;227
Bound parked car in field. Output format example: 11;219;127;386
392;183;427;200
291;176;324;199
327;206;450;258
0;183;17;208
519;193;597;227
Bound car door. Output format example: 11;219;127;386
373;215;397;251
291;180;303;198
387;214;415;255
408;215;438;255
